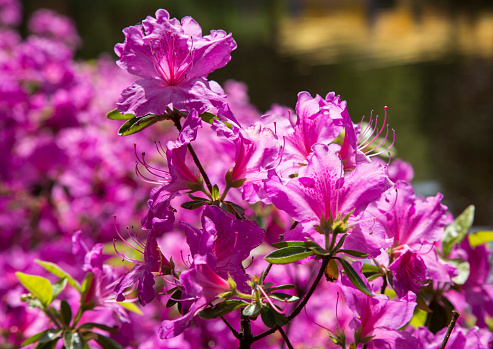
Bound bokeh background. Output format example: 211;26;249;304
19;0;493;227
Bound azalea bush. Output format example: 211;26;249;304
2;2;493;349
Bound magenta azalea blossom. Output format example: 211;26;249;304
368;181;454;296
115;9;236;116
114;229;171;306
181;205;265;291
261;92;346;177
265;143;393;256
139;110;202;235
160;205;263;339
339;263;418;348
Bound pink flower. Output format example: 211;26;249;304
115;9;236;116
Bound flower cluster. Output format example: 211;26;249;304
4;3;493;349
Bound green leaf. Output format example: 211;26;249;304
34;338;60;349
106;108;134;120
450;259;470;285
268;293;299;302
442;205;475;257
81;272;93;296
166;289;182;308
260;305;289;328
260;305;276;328
361;264;381;274
469;230;493;247
181;200;207;210
224;201;246;217
16;272;53;307
95;334;124;349
199;112;215;125
337;249;370;258
199;300;249;320
265;246;315;264
264;284;296;293
37;330;63;344
60;300;72;327
117;302;143;315
335;258;374;297
63;331;85;349
242;302;262;318
77;323;118;333
52;278;68;300
35;260;81;291
118;115;161;136
22;329;62;346
271;241;305;248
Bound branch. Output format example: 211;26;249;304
251;257;330;342
221;316;239;339
439;310;460;349
277;325;294;349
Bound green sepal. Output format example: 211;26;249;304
267;293;299;302
106;108;134;120
118;114;163;136
16;272;53;307
242;302;262;319
211;184;220;201
76;323;118;333
264;246;315;264
199;300;249;320
330;233;348;254
442;205;474;257
52;278;68;300
337;249;370;258
94;334;124;349
60;300;72;327
335;258;374;297
35;260;81;292
21;329;62;346
63;331;85;349
231;178;247;188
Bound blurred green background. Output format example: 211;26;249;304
20;0;493;226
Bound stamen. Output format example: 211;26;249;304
113;215;144;254
368;129;395;158
258;286;287;314
363;125;390;154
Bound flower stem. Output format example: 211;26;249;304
221;316;240;339
173;117;213;193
